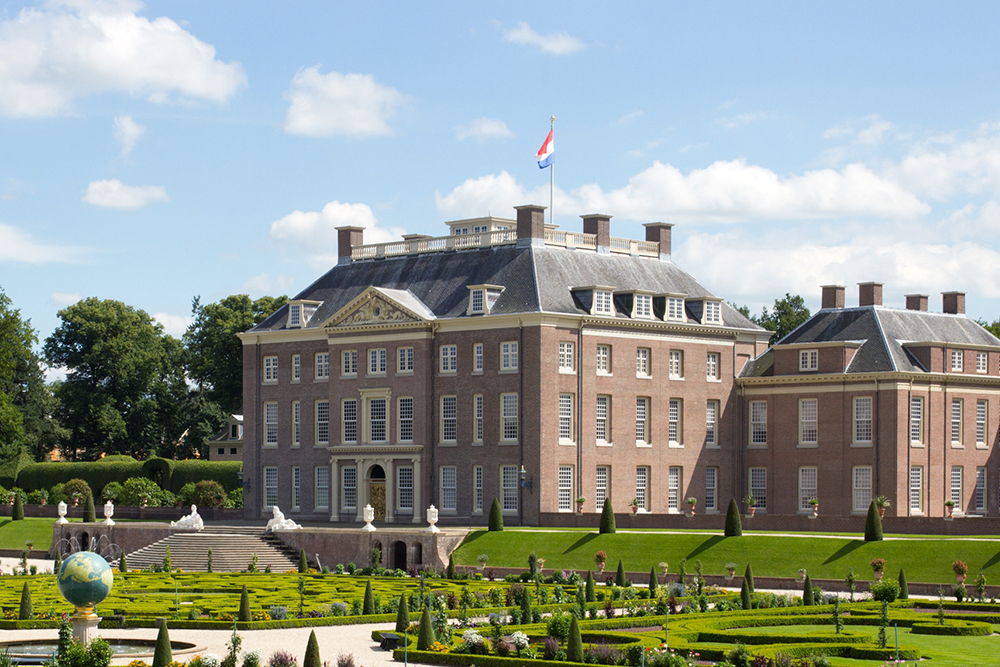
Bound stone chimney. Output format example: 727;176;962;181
643;222;674;261
821;285;845;309
905;294;928;311
336;226;364;265
581;214;612;254
943;291;966;315
858;282;883;307
515;205;546;248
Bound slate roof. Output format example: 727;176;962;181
249;245;762;332
740;306;1000;377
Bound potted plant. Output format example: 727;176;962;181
798;568;807;581
659;561;669;575
685;497;697;516
870;557;886;582
477;554;489;571
725;562;737;580
944;498;956;519
808;497;819;517
629;498;641;514
536;557;546;572
874;495;890;518
743;494;757;517
575;496;586;513
595;550;607;572
953;559;968;584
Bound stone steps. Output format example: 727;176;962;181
120;531;298;572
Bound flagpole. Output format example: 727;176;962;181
549;115;555;227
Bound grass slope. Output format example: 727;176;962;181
0;518;65;551
453;530;1000;585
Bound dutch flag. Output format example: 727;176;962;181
536;129;554;169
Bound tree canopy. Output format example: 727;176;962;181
737;293;812;345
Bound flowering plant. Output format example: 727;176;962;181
870;557;886;573
594;550;607;565
952;560;968;575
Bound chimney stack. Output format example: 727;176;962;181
821;285;845;309
942;291;966;315
515;204;547;248
336;226;364;265
905;294;928;311
858;282;883;307
581;214;612;254
643;222;674;261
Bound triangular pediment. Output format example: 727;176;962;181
324;287;434;328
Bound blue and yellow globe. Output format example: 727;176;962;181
57;551;113;610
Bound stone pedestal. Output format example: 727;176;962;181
71;610;101;645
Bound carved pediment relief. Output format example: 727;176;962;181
329;290;424;327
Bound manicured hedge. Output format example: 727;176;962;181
16;460;144;495
910;620;993;636
170;460;242;492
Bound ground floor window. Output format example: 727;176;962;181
441;466;457;511
474;466;483;512
558;466;573;511
635;466;649;511
749;467;766;510
342;466;357;510
264;467;278;507
853;466;872;513
596;466;609;511
501;465;518;511
975;467;986;514
909;466;923;514
398;466;413;511
315;466;329;510
667;467;681;511
799;467;817;511
951;466;963;508
705;467;718;512
291;466;300;510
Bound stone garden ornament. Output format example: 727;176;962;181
170;504;204;530
266;505;302;531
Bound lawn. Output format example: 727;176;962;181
453;530;1000;585
0;517;68;551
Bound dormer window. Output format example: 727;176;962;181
703;301;722;325
799;349;819;372
594;290;613;315
453;227;469;235
634;293;653;319
467;284;504;315
230;424;239;439
667;297;685;321
470;289;484;314
286;300;320;329
289;304;302;328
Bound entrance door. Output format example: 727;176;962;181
369;482;386;520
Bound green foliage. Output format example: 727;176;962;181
192;480;227;508
207;548;213;573
615;559;626;587
118;477;168;507
238;584;251;622
864;500;883;542
911;620;993;636
802;574;813;606
748;293;811;344
83;493;95;523
395;593;409;633
303;629;320;667
447;556;456;579
871;579;900;603
170;460;242;493
417;605;435;650
53;551;61;574
18;582;31;619
585;570;595;602
152;620;172;667
740;577;751;610
60;478;94;505
11;492;22;520
488;497;503;531
362;580;375;615
744;563;755;594
898;568;908;599
648;566;657;591
724;497;742;537
118;552;127;573
566;614;583;663
298;549;309;573
20;464;132;500
163;547;171;573
599;497;616;534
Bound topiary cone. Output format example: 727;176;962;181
599;497;616;534
152;619;172;667
585;570;595;602
299;549;308;573
567;614;583;662
18;582;31;620
395;593;410;633
898;568;909;599
744;563;755;594
803;574;813;606
447;556;456;579
303;629;321;667
724;498;742;537
238;584;251;622
119;552;128;572
740;576;752;610
488;497;504;531
363;579;375;615
865;500;883;542
83;493;96;523
417;605;435;650
12;493;23;521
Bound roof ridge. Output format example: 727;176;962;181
870;308;897;372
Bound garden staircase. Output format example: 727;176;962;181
118;526;299;572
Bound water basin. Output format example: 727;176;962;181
1;639;202;659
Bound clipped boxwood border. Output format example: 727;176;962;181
911;620;992;636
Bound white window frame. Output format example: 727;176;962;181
368;348;387;375
594;290;613;315
669;350;683;379
799;467;817;511
441;396;457;443
474;394;483;442
705;400;718;447
750;401;767;445
853;466;872;513
397;347;414;373
315;352;329;380
501;393;518;441
470;289;485;314
975;467;987;514
558;393;574;443
596;344;611;374
291;466;300;510
799;349;818;372
315;466;329;510
501;465;518;512
558;465;573;511
951;466;963;507
398;466;413;511
342;466;357;510
440;466;457;511
799;398;818;445
596;466;609;510
289;304;301;328
369;397;387;443
976;399;987;447
706;352;719;380
636;466;649;511
909;466;923;514
705;467;718;512
704;301;722;324
473;465;483;513
558;342;575;372
636;396;649;445
853;397;873;445
910;396;924;445
316;400;329;445
500;341;518;370
668;466;681;512
668;398;682;446
342;350;358;376
398;397;413;443
341;399;357;444
440;345;457;373
292;354;300;382
952;349;963;372
264;402;278;446
951;398;963;445
292;400;301;447
474;343;484;372
636;347;650;377
667;296;685;321
264;467;278;508
264;356;278;383
596;395;610;444
977;352;988;374
749;467;767;510
633;293;653;319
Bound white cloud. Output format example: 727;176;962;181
889;122;1000;201
502;22;584;55
455;118;514;141
82;179;169;209
113;114;145;155
44;365;67;384
240;273;295;297
715;111;774;130
436;161;929;222
153;312;193;338
612;110;644;127
0;224;83;263
0;0;247;117
49;292;81;307
269;200;406;270
282;66;405;137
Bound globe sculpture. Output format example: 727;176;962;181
58;551;113;644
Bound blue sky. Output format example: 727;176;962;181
5;1;1000;367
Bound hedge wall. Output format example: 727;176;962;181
16;460;145;495
910;620;993;636
170;460;242;492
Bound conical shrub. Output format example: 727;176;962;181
616;559;626;586
299;549;308;573
567;614;583;662
649;566;658;592
53;551;62;574
363;579;375;615
898;568;909;599
152;620;172;667
724;498;742;537
207;548;213;573
803;574;813;606
83;493;96;523
12;493;23;521
447;556;456;579
119;552;128;572
18;582;31;620
488;498;503;531
865;500;883;541
395;593;410;632
599;497;616;534
417;605;435;650
744;563;755;594
585;570;595;601
740;576;752;610
238;585;251;621
303;630;321;667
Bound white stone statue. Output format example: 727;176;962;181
171;504;204;530
266;505;301;531
56;500;68;524
426;504;440;533
361;504;376;532
102;500;115;526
